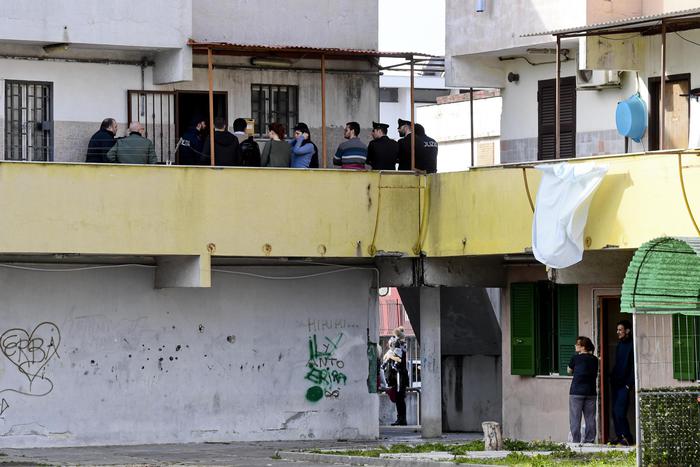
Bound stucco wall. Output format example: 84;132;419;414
0;1;191;49
0;58;378;163
192;0;378;50
0;265;378;447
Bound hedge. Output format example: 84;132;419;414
639;386;700;466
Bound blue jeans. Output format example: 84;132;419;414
612;386;633;441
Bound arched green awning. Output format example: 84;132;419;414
621;237;700;315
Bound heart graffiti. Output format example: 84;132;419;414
0;322;61;385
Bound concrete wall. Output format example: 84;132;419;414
446;0;587;57
0;1;191;49
192;0;378;50
0;57;378;164
0;265;378;447
442;355;501;431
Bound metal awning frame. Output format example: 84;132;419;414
536;10;700;158
189;40;438;169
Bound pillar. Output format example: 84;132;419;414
420;286;442;438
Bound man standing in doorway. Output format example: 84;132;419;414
610;319;635;446
333;121;367;169
366;121;398;170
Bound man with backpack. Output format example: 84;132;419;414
232;118;261;167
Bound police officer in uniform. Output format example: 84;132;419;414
397;118;438;173
366;121;399;170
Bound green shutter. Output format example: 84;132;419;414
511;283;536;376
672;315;699;381
557;284;578;376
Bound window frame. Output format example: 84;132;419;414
250;84;299;138
4;80;54;161
510;282;578;377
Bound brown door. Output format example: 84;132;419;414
648;74;690;150
598;296;635;444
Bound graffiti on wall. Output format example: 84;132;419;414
304;332;348;402
0;322;61;415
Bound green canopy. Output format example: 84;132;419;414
621;237;700;315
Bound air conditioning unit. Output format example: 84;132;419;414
576;69;622;89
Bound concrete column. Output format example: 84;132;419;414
420;286;442;438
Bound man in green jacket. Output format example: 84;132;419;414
106;122;157;164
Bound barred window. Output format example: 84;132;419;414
4;80;53;161
251;84;298;138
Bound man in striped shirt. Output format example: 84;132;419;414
333;121;367;169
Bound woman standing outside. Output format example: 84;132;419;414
261;123;291;167
289;122;318;168
567;336;599;444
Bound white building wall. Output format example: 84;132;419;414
0;1;191;49
0;58;378;164
193;0;378;50
0;265;378;447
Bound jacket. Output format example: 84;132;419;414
106;132;157;164
398;133;438;173
86;129;117;163
261;140;291;167
235;132;261;167
366;136;399;170
290;137;317;168
202;130;241;166
179;128;204;165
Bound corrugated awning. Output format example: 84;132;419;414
522;7;700;38
187;40;437;60
621;237;700;315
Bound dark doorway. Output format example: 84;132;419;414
176;91;228;143
648;74;690;150
598;296;634;444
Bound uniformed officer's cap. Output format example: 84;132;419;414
397;118;411;129
372;121;390;132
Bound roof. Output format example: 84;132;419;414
188;40;436;60
523;7;700;38
621;237;700;314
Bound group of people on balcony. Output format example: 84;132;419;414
85;116;438;173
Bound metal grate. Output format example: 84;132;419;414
251;84;298;138
4;80;53;161
127;90;176;164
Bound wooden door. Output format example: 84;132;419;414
648;75;690;150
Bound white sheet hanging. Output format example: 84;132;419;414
532;162;608;269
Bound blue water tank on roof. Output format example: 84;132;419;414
616;94;647;143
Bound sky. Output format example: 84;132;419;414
378;0;446;55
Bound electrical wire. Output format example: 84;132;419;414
0;263;156;272
675;32;700;47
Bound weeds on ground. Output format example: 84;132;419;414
455;449;635;466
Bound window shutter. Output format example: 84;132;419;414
511;283;537;376
557;284;578;376
538;77;576;160
672;314;698;381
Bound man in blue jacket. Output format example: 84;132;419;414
610;319;634;445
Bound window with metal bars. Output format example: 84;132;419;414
4;80;53;161
251;84;298;138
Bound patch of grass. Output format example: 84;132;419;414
502;439;567;452
455;449;636;466
309;440;484;458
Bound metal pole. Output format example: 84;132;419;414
555;35;561;159
410;56;416;171
321;54;327;168
633;313;642;467
470;87;475;167
660;22;667;151
207;48;215;166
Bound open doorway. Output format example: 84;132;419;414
598;296;635;444
648;74;690;150
176;91;228;143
